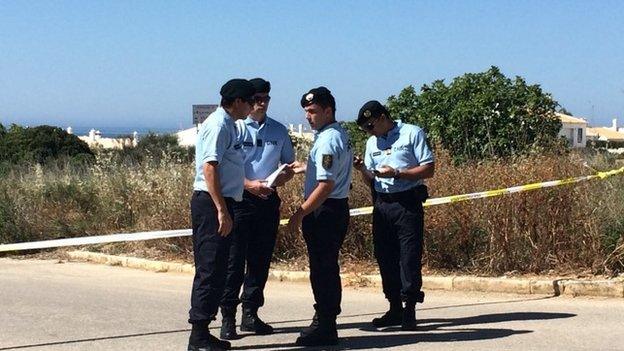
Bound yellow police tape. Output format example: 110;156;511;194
278;166;624;225
1;167;623;252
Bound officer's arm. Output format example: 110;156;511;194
203;162;228;213
398;128;435;180
355;163;376;185
396;162;435;181
290;161;307;174
297;180;335;216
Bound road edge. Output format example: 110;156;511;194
66;250;624;298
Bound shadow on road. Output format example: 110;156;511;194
235;328;531;350
0;296;575;350
255;311;574;350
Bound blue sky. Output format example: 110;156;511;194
1;1;622;131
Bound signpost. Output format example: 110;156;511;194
192;104;218;125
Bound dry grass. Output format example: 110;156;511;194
1;149;623;275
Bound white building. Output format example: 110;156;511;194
176;126;199;147
586;118;624;143
557;113;587;148
72;127;138;149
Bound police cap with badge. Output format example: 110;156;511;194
357;100;389;128
300;86;336;111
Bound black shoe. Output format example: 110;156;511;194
401;302;417;331
219;306;239;340
188;334;231;351
220;315;239;340
241;307;274;335
372;308;403;328
295;328;338;346
295;315;338;346
187;343;225;351
299;312;319;337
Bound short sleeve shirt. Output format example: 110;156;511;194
193;107;245;201
304;122;353;199
364;121;434;194
236;116;295;181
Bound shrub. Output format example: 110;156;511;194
0;124;94;165
385;67;564;163
2;143;623;275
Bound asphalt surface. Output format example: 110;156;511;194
1;258;623;351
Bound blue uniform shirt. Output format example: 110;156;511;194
304;122;353;199
364;121;434;194
193;107;245;201
236;116;295;181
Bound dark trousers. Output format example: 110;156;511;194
302;198;349;317
188;191;235;324
373;190;425;303
221;191;281;309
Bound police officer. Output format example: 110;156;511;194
187;79;255;351
287;87;353;346
353;100;434;331
219;78;296;339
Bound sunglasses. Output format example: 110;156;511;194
254;95;271;104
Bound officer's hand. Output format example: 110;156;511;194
289;161;306;174
353;155;365;171
246;180;274;199
273;166;295;187
287;209;304;234
217;210;233;237
375;165;398;178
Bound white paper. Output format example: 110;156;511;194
265;164;289;188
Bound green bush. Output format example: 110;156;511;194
99;132;194;165
384;67;564;163
0;124;94;165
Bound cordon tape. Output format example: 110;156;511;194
1;166;623;253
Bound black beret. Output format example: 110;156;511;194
300;86;336;111
249;78;271;94
220;79;256;99
357;100;389;125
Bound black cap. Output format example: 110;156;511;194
220;79;256;99
357;100;389;125
300;86;336;111
249;78;271;94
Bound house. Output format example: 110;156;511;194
586;119;624;143
557;112;587;148
71;128;137;149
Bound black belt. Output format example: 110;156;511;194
376;185;428;203
193;190;235;202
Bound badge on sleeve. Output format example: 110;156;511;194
322;154;333;169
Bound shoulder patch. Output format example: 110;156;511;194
322;154;333;169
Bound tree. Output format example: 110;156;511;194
0;124;94;164
341;121;368;156
386;66;563;163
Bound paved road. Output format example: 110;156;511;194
1;258;623;351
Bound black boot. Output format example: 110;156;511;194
188;322;231;351
241;306;274;335
401;301;417;331
295;314;338;346
220;307;239;340
299;312;319;337
372;299;403;328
